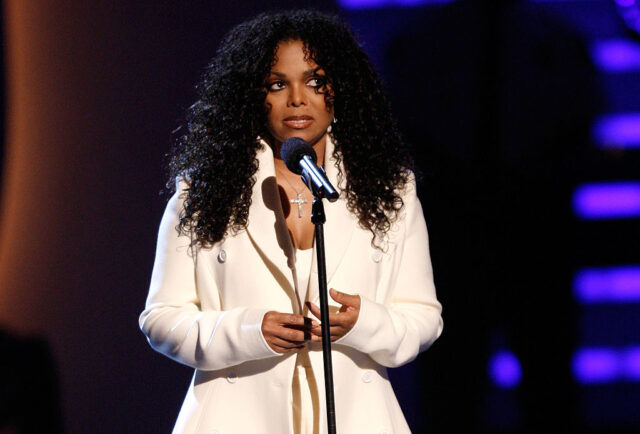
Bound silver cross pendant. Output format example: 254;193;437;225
290;193;308;218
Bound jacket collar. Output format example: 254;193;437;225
245;135;356;303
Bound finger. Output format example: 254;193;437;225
305;323;322;340
283;322;314;341
309;323;322;337
330;289;360;308
268;335;304;352
270;335;307;349
277;313;308;327
286;317;319;330
309;319;323;337
276;326;309;343
338;304;358;314
309;314;357;337
307;302;354;327
307;300;340;321
310;334;322;342
263;321;308;343
331;324;354;337
306;301;322;320
271;343;305;353
310;325;349;341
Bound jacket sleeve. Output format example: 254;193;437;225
139;180;281;371
335;177;443;367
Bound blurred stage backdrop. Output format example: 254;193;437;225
0;0;638;433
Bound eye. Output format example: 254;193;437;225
267;80;285;92
307;76;326;89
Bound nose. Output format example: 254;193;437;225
288;84;306;107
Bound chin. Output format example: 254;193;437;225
305;131;329;146
273;129;328;147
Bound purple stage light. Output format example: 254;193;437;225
591;39;640;73
338;0;386;8
573;347;640;384
591;113;640;149
622;347;640;380
615;0;640;37
338;0;454;9
572;348;619;384
530;0;603;2
572;182;640;219
530;0;607;2
573;265;640;303
488;351;522;389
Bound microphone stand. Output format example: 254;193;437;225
291;149;338;433
311;194;337;434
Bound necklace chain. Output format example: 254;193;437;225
275;166;304;194
275;166;308;218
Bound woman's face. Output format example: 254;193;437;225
265;39;334;152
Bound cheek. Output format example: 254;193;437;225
265;93;284;112
318;99;334;122
321;91;335;115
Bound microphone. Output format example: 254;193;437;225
280;138;339;202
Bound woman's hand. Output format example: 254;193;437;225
261;312;318;353
307;289;361;341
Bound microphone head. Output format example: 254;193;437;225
280;137;317;175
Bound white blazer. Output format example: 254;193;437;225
139;136;443;434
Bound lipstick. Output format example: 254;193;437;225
283;115;313;129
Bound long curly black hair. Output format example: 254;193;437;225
169;9;415;248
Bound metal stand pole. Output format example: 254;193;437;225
311;196;337;434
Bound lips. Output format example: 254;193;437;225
283;115;313;129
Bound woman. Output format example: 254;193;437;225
140;10;443;434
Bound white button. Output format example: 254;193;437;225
362;370;373;383
226;371;237;383
378;429;389;434
208;430;220;434
371;250;383;263
217;250;227;263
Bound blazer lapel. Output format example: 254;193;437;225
245;141;297;296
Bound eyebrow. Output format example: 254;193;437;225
269;67;323;78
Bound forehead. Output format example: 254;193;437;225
271;40;318;71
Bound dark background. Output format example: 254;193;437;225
0;0;638;433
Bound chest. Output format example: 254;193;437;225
200;224;398;311
277;183;315;249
